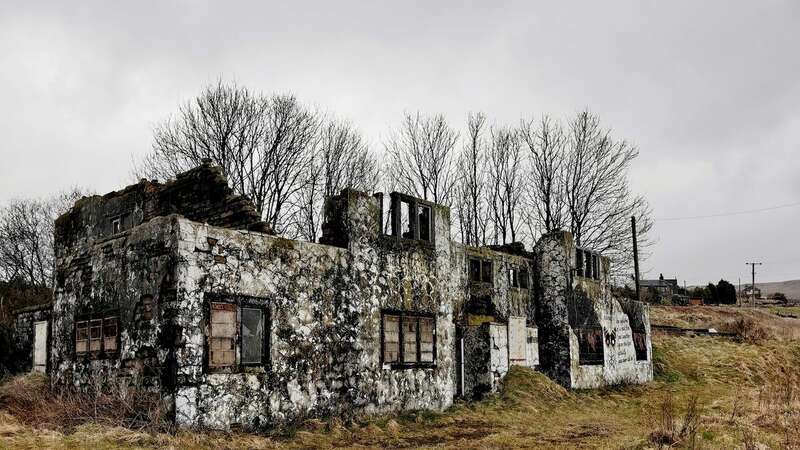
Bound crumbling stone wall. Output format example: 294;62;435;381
533;231;653;389
54;161;268;253
48;162;651;430
170;190;456;429
532;231;574;386
51;215;179;396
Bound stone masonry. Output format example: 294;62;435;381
12;162;652;430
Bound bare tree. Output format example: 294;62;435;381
137;80;267;198
0;188;85;288
486;125;525;245
519;115;567;240
563;110;652;277
384;112;459;206
454;113;489;245
257;95;320;235
295;118;380;241
136;81;321;236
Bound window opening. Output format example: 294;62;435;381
418;205;431;242
240;307;264;365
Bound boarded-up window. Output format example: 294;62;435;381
75;321;89;353
382;312;436;366
103;317;118;353
419;317;434;362
89;319;102;352
209;303;236;368
418;205;431;242
241;308;264;364
33;320;47;372
383;314;400;363
526;327;539;367
508;316;527;366
403;318;418;363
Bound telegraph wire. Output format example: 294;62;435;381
657;201;800;222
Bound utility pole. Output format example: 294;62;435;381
745;262;762;308
738;278;741;307
632;217;641;302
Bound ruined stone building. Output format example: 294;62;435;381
11;162;652;430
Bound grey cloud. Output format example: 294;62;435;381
1;0;798;285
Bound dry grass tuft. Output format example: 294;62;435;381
3;305;800;449
721;317;770;344
501;365;571;407
0;372;169;432
648;392;704;448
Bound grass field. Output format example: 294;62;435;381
2;306;800;449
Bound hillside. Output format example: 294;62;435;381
2;306;800;449
754;279;800;300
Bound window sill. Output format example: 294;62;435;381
206;365;268;375
76;351;119;360
383;362;437;370
578;361;604;367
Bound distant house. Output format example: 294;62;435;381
640;274;679;300
688;298;704;306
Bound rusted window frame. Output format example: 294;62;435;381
203;294;270;374
380;309;437;369
74;312;120;360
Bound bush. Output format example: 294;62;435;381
724;317;770;344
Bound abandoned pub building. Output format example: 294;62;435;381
12;162;653;430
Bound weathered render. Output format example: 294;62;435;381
14;161;652;430
10;303;51;373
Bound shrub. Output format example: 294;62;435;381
724;317;770;344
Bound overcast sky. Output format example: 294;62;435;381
1;1;798;285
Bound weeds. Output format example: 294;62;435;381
722;317;770;344
0;373;169;432
649;393;704;448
